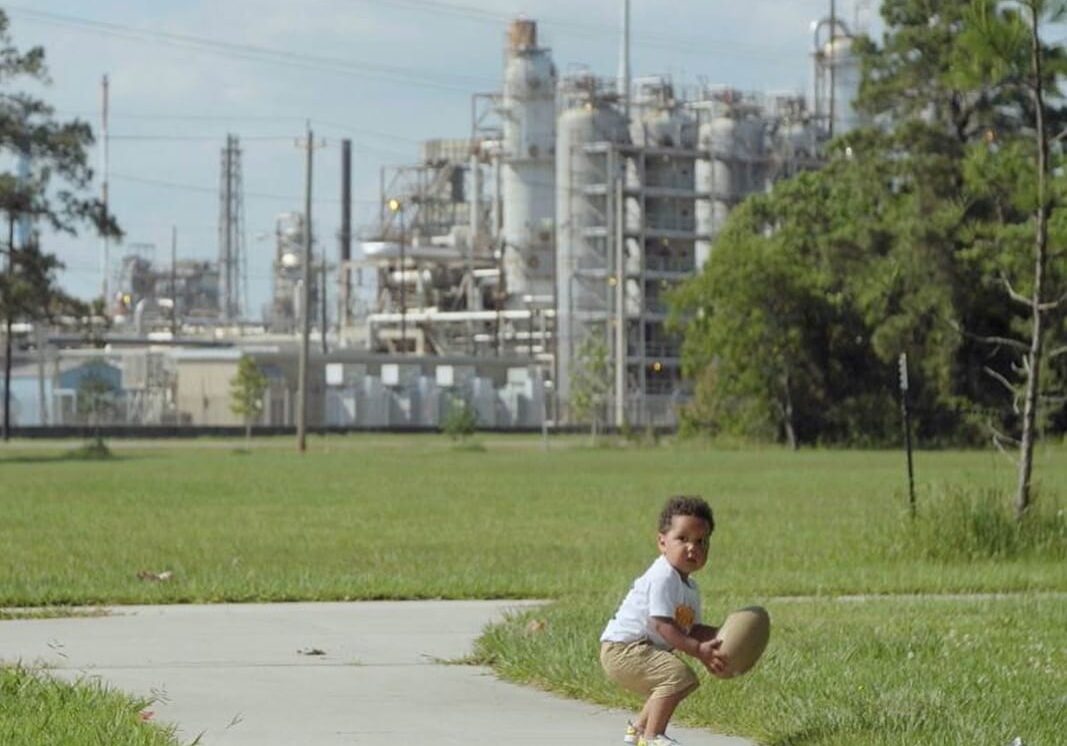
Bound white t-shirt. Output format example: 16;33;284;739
600;555;702;650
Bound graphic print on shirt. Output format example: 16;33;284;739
674;604;695;631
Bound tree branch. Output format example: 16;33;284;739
1038;289;1067;311
946;318;1030;352
983;365;1019;395
1049;345;1067;359
988;422;1020;465
999;272;1034;309
984;366;1022;414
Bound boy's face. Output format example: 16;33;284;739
658;513;711;580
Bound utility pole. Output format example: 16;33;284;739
297;123;315;453
614;164;626;429
320;244;328;354
618;0;631;122
100;74;110;308
340;139;352;331
3;215;14;441
829;0;836;139
170;225;178;338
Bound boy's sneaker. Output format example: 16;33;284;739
646;736;683;746
623;721;641;744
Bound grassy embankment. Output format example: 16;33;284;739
1;436;1065;745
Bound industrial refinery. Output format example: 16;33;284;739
3;8;864;432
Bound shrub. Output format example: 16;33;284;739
442;398;478;441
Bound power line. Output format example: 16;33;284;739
58;112;422;151
109;171;379;205
109;134;296;142
7;5;498;92
350;0;801;60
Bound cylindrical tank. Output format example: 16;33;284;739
501;19;557;307
825;34;862;135
696;114;733;267
555;77;630;404
695;104;766;267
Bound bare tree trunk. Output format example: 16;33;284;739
1016;0;1051;520
781;367;797;451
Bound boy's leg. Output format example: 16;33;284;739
601;642;698;738
643;691;687;739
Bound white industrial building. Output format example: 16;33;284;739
1;11;864;433
348;13;863;427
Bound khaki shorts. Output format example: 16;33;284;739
600;640;699;700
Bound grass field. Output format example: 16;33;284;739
1;435;1065;744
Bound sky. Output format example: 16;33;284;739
4;0;881;321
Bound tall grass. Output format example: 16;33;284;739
883;485;1067;561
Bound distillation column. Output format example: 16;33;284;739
501;19;557;308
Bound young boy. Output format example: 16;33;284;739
600;496;726;746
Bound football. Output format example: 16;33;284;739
711;606;770;678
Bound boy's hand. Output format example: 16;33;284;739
697;638;728;676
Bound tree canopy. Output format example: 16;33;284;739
671;0;1067;451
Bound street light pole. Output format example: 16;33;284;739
388;199;406;353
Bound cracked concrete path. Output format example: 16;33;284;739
0;601;752;745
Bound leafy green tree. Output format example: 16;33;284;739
856;0;1067;144
76;362;117;449
673;0;1067;461
1;10;121;441
569;334;611;443
229;355;268;442
952;0;1067;518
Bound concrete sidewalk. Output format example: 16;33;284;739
0;601;752;745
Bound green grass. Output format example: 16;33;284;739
1;434;1066;744
0;665;178;746
476;594;1067;746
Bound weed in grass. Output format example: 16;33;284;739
65;441;114;460
0;608;109;621
451;441;487;452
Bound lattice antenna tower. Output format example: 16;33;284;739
218;134;246;320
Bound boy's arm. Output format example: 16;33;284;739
690;623;719;642
649;617;727;674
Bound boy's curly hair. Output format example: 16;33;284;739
658;495;714;534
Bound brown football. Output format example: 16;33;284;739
711;606;770;678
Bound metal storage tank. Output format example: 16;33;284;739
555;75;631;406
630;77;697;154
501;19;557;307
695;98;766;267
696;110;733;267
825;34;862;135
